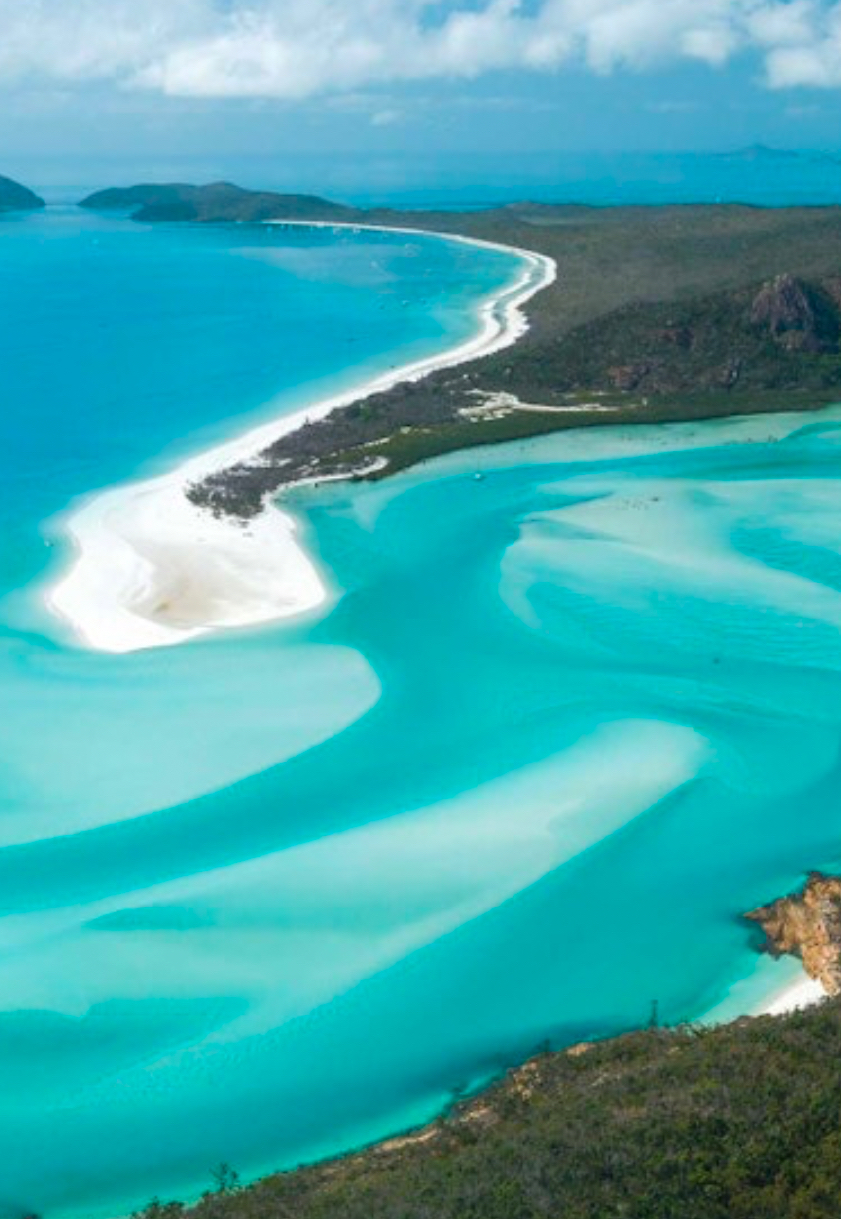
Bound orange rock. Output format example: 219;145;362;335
746;872;841;996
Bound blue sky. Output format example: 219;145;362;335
3;1;841;188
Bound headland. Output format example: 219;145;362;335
76;184;841;516
50;204;554;651
40;184;841;1214
49;185;841;652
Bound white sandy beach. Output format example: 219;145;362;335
48;224;556;654
758;972;827;1017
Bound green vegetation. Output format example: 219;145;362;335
133;997;841;1219
80;182;356;224
77;185;841;514
170;199;841;517
73;188;841;1215
342;387;839;483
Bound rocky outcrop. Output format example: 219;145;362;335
656;324;694;350
749;273;838;352
0;174;44;212
746;872;841;995
607;362;652;391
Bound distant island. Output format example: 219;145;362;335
80;182;356;225
0;174;44;212
714;143;841;165
82;183;841;518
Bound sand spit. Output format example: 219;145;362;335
48;224;556;653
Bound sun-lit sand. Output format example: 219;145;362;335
758;973;827;1017
48;225;556;654
48;474;327;653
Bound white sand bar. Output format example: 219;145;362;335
758;973;827;1017
47;224;556;654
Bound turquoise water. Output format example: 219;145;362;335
2;208;841;1217
29;147;841;209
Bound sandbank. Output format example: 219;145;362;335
48;224;556;653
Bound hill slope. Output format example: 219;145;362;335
136;997;841;1219
0;174;44;212
80;182;358;224
77;185;841;519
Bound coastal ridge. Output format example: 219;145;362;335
79;183;841;518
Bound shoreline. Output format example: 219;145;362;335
31;191;841;1214
47;225;556;654
757;972;827;1016
43;210;829;1024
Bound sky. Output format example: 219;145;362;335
5;1;841;193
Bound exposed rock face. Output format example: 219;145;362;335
607;362;652;391
0;174;44;212
746;872;841;995
749;273;838;352
657;324;694;350
717;357;743;388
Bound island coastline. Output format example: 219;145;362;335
67;187;841;530
48;223;555;654
44;194;838;1033
44;195;839;1028
757;971;827;1016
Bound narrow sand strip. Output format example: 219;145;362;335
757;973;826;1017
48;225;557;654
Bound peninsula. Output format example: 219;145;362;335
0;174;45;212
62;189;841;1216
82;183;841;518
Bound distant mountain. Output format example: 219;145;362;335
733;144;806;161
718;144;841;167
79;182;359;224
0;175;45;212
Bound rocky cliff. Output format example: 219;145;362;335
749;273;839;352
747;871;841;995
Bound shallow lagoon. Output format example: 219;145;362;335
1;210;841;1216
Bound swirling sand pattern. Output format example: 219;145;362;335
4;409;841;1215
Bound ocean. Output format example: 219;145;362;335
23;147;841;211
1;191;840;1216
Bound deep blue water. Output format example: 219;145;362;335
24;147;841;210
0;202;840;1218
333;149;841;208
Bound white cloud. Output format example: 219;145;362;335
1;0;841;99
751;1;841;87
371;107;403;126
